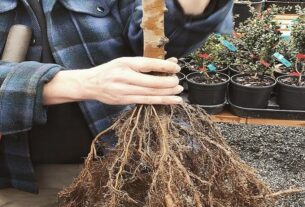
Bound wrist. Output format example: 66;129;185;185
43;69;90;105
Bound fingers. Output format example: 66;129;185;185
122;71;180;88
166;57;178;64
118;57;180;74
118;84;184;96
121;95;183;105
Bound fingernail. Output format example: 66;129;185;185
178;85;184;92
174;96;183;103
173;76;180;84
169;57;178;63
176;65;181;72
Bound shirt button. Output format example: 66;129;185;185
97;6;105;13
32;38;36;45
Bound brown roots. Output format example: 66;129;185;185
58;104;276;207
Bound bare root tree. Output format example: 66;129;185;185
57;1;292;206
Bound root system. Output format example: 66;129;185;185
58;104;277;207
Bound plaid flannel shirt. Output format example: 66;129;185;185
0;0;233;193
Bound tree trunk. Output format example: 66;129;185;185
142;0;168;59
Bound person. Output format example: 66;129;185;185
0;0;233;206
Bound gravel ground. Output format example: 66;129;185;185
217;123;305;207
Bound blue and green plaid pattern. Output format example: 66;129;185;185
0;0;233;193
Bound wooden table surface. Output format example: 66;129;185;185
211;110;305;127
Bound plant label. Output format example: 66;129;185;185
214;32;237;52
220;40;237;52
208;64;217;72
273;52;292;68
280;34;290;40
214;32;222;38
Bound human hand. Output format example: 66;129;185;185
43;57;184;105
176;0;210;16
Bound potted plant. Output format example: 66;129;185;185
233;0;264;27
230;6;283;77
277;59;305;110
265;0;305;13
179;34;235;75
229;62;277;108
186;67;230;106
178;55;197;75
229;25;278;109
228;36;254;76
273;38;297;78
195;34;236;74
276;6;305;110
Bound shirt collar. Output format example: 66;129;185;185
40;0;113;17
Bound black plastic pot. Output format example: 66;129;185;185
216;65;229;74
229;65;242;77
186;72;230;105
265;1;305;13
233;0;263;28
274;70;288;79
179;57;197;75
277;75;305;110
177;72;185;86
229;74;276;108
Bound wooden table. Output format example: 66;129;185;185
211;110;305;127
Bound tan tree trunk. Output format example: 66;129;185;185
142;0;168;60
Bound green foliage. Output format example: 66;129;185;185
193;34;236;70
275;39;297;63
237;6;284;63
180;5;305;78
291;6;305;54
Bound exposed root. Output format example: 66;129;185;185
58;104;299;207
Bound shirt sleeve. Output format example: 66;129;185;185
0;61;61;135
124;0;233;57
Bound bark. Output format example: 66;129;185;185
142;0;168;59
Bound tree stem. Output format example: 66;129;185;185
142;0;168;60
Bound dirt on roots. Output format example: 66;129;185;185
58;104;278;207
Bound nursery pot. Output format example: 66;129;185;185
177;72;185;86
229;74;276;108
277;75;305;110
273;69;288;79
216;64;229;75
233;0;263;28
186;72;230;105
179;57;197;75
229;65;242;77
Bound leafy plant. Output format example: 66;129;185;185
276;5;305;85
196;34;235;67
273;38;297;74
237;6;283;63
179;34;236;73
231;6;289;77
291;6;305;54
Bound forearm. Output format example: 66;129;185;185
43;69;88;105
